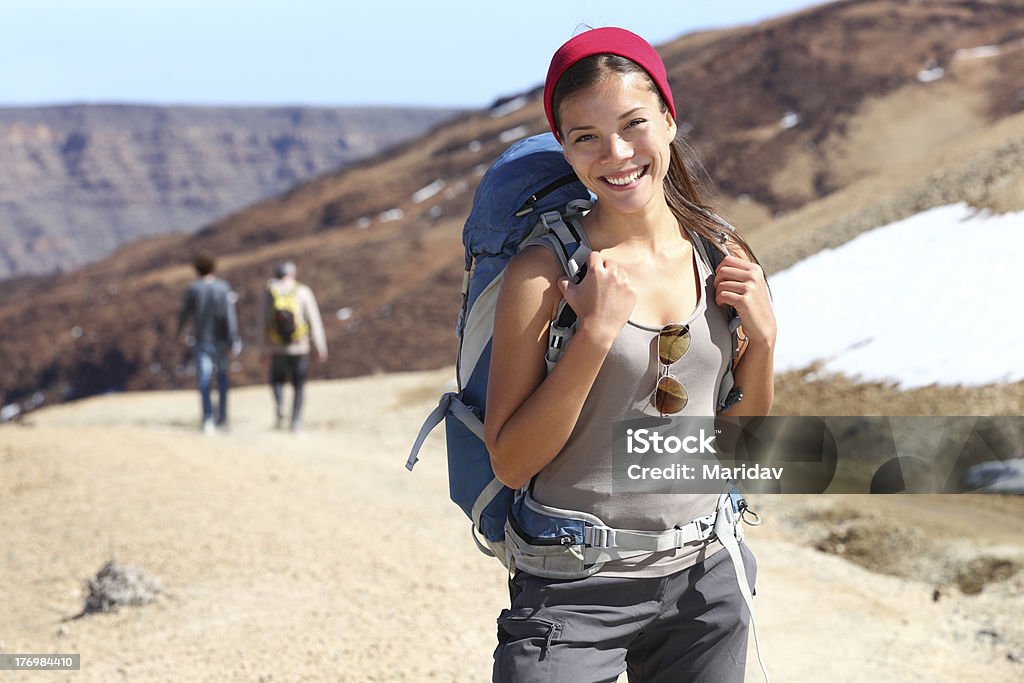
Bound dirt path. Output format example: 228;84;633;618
1;369;1021;681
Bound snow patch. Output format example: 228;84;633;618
379;208;404;223
953;45;1001;61
412;179;445;204
444;180;468;199
772;203;1024;388
499;125;529;143
489;96;527;118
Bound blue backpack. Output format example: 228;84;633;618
405;133;744;566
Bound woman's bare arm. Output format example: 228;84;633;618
484;247;635;488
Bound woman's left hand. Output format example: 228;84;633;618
713;255;776;347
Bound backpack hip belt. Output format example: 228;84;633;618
505;487;751;580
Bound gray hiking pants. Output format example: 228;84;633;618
493;543;757;683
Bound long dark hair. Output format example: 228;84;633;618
551;54;761;264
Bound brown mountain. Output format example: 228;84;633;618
0;105;461;279
3;0;1024;416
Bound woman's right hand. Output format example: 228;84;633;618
486;246;634;488
557;250;636;345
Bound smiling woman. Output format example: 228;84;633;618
556;73;676;215
483;27;777;682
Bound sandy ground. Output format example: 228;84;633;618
1;368;1022;682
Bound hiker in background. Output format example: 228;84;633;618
485;28;775;681
177;251;242;434
259;260;327;433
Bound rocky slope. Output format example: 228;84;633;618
2;0;1024;414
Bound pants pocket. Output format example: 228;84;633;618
494;607;564;683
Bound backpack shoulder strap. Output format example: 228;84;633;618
521;203;592;281
693;226;744;412
520;206;591;374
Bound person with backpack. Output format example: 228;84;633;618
483;28;776;681
258;260;327;433
176;251;242;434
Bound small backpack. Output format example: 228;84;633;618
266;282;309;345
406;133;744;559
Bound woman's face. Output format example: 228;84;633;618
557;71;677;217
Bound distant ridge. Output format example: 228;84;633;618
0;104;462;279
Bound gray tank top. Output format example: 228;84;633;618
532;230;731;577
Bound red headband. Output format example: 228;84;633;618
543;27;676;141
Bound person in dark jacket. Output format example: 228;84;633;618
177;252;241;434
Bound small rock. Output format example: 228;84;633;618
81;559;161;615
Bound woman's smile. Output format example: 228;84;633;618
602;165;649;187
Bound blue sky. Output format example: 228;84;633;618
2;1;827;108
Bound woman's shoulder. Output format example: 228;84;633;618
504;242;567;286
497;243;568;322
